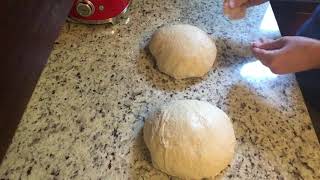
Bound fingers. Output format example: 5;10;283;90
251;47;270;64
223;1;229;9
253;38;273;47
251;47;279;66
251;37;289;74
226;0;265;9
246;0;267;7
224;0;248;20
224;5;246;20
252;38;285;50
228;0;247;8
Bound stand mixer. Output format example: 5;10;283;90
68;0;131;24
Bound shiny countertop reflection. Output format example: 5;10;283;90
240;60;278;80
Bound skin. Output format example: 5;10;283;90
226;0;320;74
251;37;320;74
223;2;246;20
227;0;268;8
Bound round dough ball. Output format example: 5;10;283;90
143;100;236;179
149;24;217;79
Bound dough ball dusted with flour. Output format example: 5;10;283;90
149;24;217;79
143;100;236;179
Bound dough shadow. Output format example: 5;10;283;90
127;121;173;179
126;83;315;179
136;35;253;93
136;44;204;92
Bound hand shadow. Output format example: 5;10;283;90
125;83;319;179
217;83;319;179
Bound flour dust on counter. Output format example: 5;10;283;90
1;0;320;180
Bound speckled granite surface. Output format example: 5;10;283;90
1;0;320;179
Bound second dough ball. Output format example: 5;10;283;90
149;24;217;79
143;100;236;179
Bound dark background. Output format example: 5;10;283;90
1;0;73;163
271;1;320;140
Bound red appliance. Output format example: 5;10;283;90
68;0;131;24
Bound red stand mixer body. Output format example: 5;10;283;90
68;0;131;24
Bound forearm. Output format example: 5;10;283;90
310;39;320;68
247;0;268;7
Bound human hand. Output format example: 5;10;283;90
223;0;268;19
227;0;268;9
251;36;320;74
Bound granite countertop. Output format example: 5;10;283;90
1;0;320;179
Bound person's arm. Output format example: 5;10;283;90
224;0;268;19
251;36;320;74
227;0;268;8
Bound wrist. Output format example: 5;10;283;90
247;0;269;7
311;40;320;68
